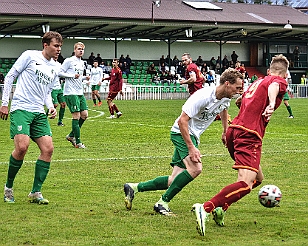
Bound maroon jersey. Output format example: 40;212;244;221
230;75;287;140
185;63;204;95
108;67;123;92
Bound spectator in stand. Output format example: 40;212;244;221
88;52;95;66
222;55;229;73
166;55;172;66
147;63;157;76
125;54;132;66
121;61;130;76
196;56;204;67
176;62;185;78
159;55;166;66
119;54;126;64
0;72;4;84
209;57;216;70
95;54;102;66
293;46;300;67
172;55;180;70
160;62;166;73
216;56;221;74
250;74;258;83
159;71;170;86
301;74;307;85
206;70;215;87
201;63;209;74
231;50;238;65
180;53;205;95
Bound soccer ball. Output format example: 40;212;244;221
258;185;282;208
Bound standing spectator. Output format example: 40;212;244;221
293;46;300;67
123;68;244;215
60;42;90;149
192;54;289;236
88;60;103;107
301;74;307;85
95;53;102;66
209;57;216;70
176;62;185;78
160;62;166;73
0;31;63;204
88;52;95;66
180;53;205;95
231;50;238;64
196;56;204;67
159;55;166;66
119;54;126;64
222;55;229;73
216;56;221;74
125;54;132;66
172;55;180;69
102;59;123;119
51;59;66;126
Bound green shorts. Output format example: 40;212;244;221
10;110;52;139
283;92;290;100
170;131;198;169
65;95;88;113
91;85;101;91
51;89;65;105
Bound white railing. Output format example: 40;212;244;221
1;83;307;100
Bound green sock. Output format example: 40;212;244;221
32;159;50;193
72;119;81;144
286;105;293;116
58;107;65;123
137;176;169;192
161;170;193;202
79;118;85;128
6;155;23;188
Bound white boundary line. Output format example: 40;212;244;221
0;149;307;165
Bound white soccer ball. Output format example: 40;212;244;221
258;184;282;208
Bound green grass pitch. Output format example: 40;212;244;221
0;98;307;245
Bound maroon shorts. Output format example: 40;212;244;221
107;91;119;100
226;127;262;173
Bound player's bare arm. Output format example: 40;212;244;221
262;82;279;120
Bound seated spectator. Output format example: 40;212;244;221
121;61;130;75
250;74;258;83
160;62;166;73
176;62;185;78
206;70;215;86
147;63;157;75
0;72;4;84
159;71;170;86
88;52;95;66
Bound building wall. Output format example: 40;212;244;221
0;37;249;63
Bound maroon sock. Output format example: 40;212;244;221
109;106;114;115
113;104;119;113
252;180;262;189
203;181;251;213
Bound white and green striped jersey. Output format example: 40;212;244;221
2;50;57;113
171;86;230;143
60;56;86;95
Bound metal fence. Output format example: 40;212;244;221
1;83;307;101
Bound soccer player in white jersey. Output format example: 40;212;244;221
88;60;103;107
59;42;89;149
124;68;243;216
51;59;66;126
0;31;63;204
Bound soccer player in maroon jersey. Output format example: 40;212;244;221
179;53;205;95
102;59;123;119
192;54;289;236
